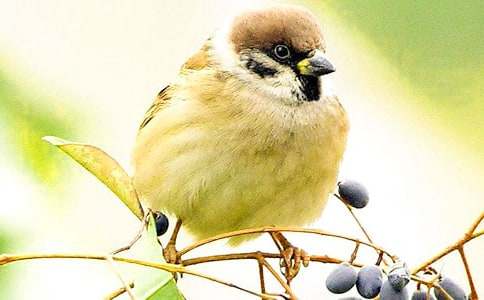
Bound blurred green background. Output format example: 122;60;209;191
321;0;484;153
0;0;482;299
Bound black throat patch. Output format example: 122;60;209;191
245;58;277;78
298;75;321;101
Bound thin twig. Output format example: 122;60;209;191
375;251;384;266
256;252;267;299
0;253;275;299
435;283;454;300
467;212;483;235
181;251;363;268
334;194;374;243
458;246;477;300
334;193;393;267
111;226;144;255
410;275;454;300
261;259;297;300
411;213;483;274
178;226;395;260
105;255;137;300
349;242;360;264
104;282;135;300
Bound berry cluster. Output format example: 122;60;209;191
325;261;467;299
330;180;469;300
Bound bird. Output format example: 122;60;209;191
132;5;349;279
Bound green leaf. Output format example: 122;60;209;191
42;136;183;298
42;136;144;219
121;214;184;300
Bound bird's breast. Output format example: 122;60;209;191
132;81;348;240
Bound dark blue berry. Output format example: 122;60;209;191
356;265;383;298
153;211;169;236
434;277;466;300
326;262;358;294
412;290;435;300
338;180;369;209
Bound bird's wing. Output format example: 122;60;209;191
139;85;173;130
138;43;211;131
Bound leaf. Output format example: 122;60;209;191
42;136;144;219
120;213;184;300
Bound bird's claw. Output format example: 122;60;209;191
280;246;310;282
163;242;179;264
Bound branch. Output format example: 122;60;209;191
104;282;134;300
0;253;276;300
458;247;477;300
411;213;483;274
182;251;362;268
105;255;136;300
260;259;296;299
411;212;483;299
178;226;395;261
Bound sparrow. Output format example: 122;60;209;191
132;5;348;277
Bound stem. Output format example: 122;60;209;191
178;226;394;260
105;255;136;300
334;194;374;243
467;212;483;235
0;253;275;300
256;253;267;299
334;193;392;266
411;213;483;275
261;259;297;300
104;282;135;300
349;242;360;264
410;275;454;300
458;246;477;300
181;251;363;268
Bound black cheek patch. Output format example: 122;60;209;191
246;58;277;78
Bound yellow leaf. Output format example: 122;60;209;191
42;136;144;219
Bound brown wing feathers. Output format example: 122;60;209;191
138;44;211;131
139;85;172;130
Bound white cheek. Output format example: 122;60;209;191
211;25;304;105
211;20;240;74
259;70;302;103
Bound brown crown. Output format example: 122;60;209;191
229;6;325;54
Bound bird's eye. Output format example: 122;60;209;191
273;44;291;60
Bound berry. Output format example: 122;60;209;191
153;211;169;236
356;265;383;299
412;289;435;300
326;262;358;294
337;180;369;208
388;261;410;291
380;279;409;300
434;277;466;300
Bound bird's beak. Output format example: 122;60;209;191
297;50;335;77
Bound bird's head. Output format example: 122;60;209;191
211;5;335;105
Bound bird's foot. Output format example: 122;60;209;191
280;245;310;282
163;242;180;264
271;232;310;283
162;218;183;265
